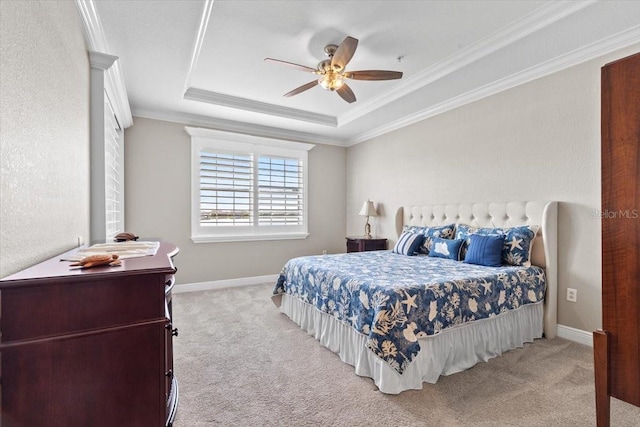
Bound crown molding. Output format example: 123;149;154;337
132;108;347;147
346;25;640;146
183;0;214;92
75;0;133;128
89;51;117;70
184;87;337;127
338;0;594;127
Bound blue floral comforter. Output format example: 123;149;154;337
273;251;546;375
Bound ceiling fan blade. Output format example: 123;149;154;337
283;80;319;97
346;70;403;81
336;83;356;103
265;58;318;73
331;36;358;71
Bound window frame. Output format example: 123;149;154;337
187;127;314;243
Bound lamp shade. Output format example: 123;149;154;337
359;200;377;217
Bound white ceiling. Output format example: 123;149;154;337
92;0;640;146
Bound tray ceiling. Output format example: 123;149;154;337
91;0;640;146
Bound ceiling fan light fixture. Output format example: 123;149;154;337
318;72;344;91
267;36;402;102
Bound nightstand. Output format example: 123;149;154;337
346;237;387;253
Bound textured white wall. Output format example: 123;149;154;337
346;45;640;334
0;1;90;277
124;117;346;285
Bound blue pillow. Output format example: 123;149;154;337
456;224;539;266
464;234;505;267
429;237;464;261
392;232;425;256
501;225;539;267
404;224;456;254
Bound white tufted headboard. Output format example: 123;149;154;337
395;201;558;339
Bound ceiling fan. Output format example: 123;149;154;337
265;36;403;104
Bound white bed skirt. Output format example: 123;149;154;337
278;294;544;394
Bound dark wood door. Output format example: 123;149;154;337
595;51;640;426
601;51;640;406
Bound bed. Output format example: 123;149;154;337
272;201;558;394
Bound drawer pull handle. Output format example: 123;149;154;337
165;276;176;295
165;324;179;337
172;328;179;337
166;369;173;379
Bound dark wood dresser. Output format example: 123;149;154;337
593;52;640;427
0;241;180;426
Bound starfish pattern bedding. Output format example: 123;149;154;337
273;251;546;374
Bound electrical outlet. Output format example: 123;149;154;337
566;288;577;303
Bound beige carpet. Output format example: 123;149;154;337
172;284;640;426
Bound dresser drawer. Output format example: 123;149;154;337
346;237;387;253
1;320;166;426
0;275;166;343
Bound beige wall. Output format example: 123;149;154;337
124;117;346;285
346;44;640;334
0;1;90;278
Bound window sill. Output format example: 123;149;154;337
191;232;309;244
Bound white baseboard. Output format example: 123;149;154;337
173;274;278;293
557;324;593;347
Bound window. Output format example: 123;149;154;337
89;52;130;243
187;127;314;243
104;99;124;240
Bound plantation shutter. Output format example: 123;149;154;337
188;126;312;242
258;156;303;225
199;152;253;226
104;100;123;240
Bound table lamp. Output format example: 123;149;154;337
359;200;377;238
